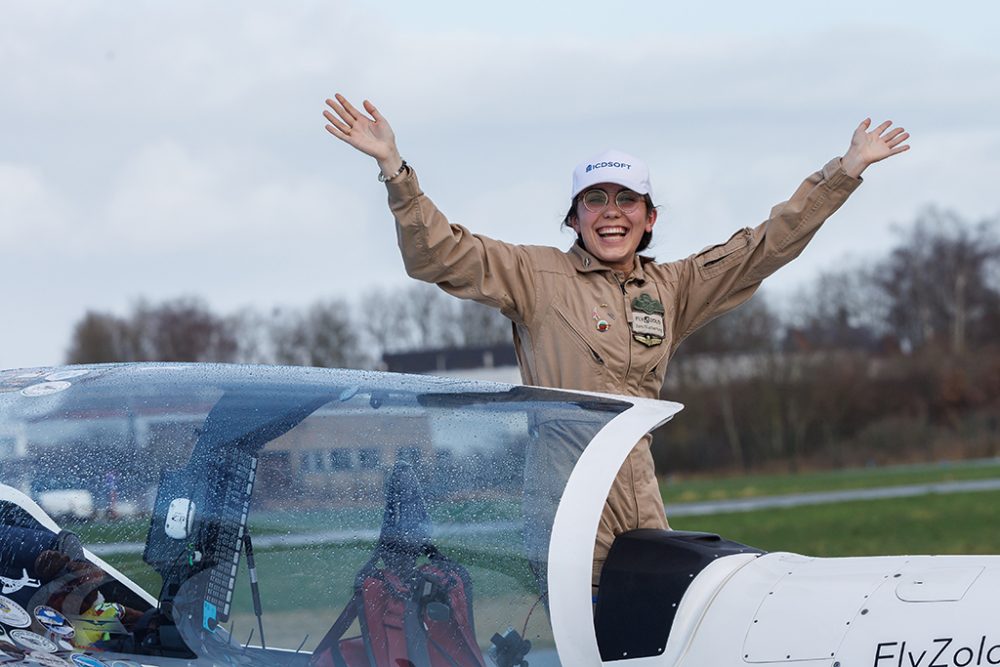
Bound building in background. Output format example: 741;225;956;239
383;343;520;384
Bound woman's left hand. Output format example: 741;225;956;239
841;118;910;178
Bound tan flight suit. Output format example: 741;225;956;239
385;158;861;586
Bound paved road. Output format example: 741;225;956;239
667;477;1000;517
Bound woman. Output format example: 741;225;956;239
323;94;910;588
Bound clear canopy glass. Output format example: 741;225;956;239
0;364;631;666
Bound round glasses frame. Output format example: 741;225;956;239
580;188;644;214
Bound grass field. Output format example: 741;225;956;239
671;488;1000;556
661;458;1000;504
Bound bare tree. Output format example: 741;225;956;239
787;267;888;352
403;283;464;349
874;208;1000;354
666;297;782;471
358;286;405;357
228;307;279;364
456;299;511;346
359;284;451;353
65;297;238;363
270;299;370;369
360;283;511;355
66;311;132;364
672;296;781;357
130;297;238;362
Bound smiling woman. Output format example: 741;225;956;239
322;93;911;591
561;148;657;272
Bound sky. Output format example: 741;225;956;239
2;0;999;370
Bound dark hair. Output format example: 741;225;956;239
561;192;657;252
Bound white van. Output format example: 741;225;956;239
37;488;95;520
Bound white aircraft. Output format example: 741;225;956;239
0;363;996;667
0;568;40;595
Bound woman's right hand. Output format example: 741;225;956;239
323;94;403;176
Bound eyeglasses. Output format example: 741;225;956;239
580;188;644;213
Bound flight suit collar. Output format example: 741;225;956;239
568;244;649;283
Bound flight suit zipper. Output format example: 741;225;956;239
617;274;634;384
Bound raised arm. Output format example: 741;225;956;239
322;94;539;324
323;93;404;180
841;118;910;178
669;159;855;343
671;117;911;343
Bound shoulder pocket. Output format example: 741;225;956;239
696;228;754;280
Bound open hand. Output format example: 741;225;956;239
324;94;402;175
841;118;910;178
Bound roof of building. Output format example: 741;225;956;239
383;343;518;375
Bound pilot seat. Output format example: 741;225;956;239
310;462;487;667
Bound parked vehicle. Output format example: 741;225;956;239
36;489;95;521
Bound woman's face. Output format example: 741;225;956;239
569;183;657;272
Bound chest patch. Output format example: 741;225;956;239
630;293;665;346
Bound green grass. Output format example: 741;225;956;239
661;458;1000;504
671;489;1000;556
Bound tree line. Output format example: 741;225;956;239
66;287;511;369
66;208;1000;473
659;207;1000;473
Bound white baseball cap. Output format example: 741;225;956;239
571;149;653;200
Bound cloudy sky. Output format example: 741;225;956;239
2;0;998;370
